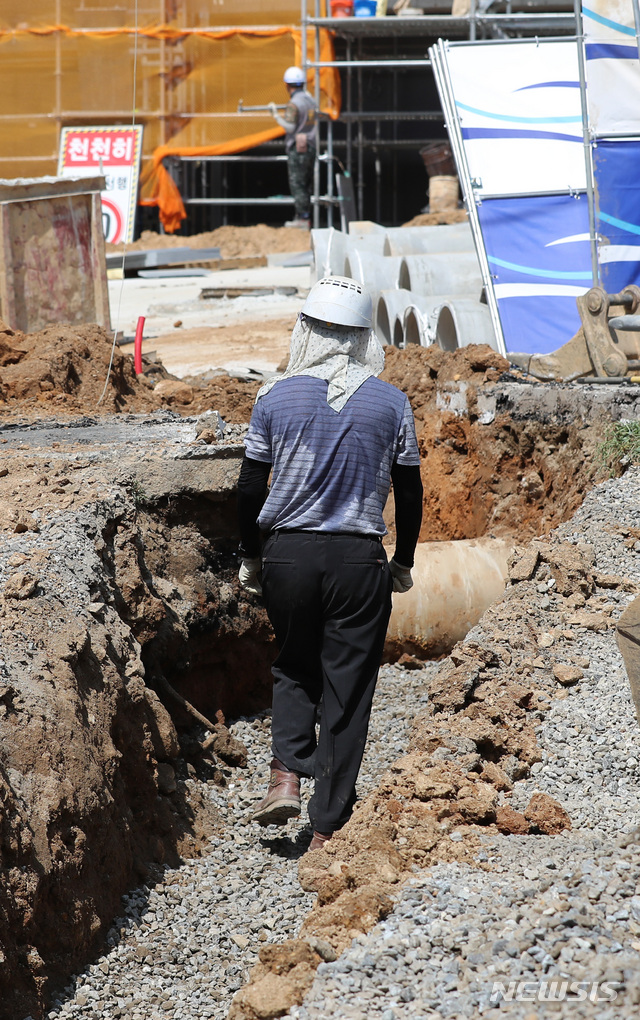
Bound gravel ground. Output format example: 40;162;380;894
38;664;438;1020
288;467;640;1020
37;468;640;1020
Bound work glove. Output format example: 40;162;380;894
389;557;413;593
268;102;278;117
238;557;262;596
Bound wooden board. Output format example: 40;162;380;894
0;179;110;333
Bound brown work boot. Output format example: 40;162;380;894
251;758;301;826
308;829;333;851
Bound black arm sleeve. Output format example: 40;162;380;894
237;455;272;558
390;463;423;569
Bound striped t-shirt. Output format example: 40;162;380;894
243;375;420;536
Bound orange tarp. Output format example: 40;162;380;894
0;25;296;42
140;29;341;232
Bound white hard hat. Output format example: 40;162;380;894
283;65;306;86
301;276;373;329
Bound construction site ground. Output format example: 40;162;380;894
1;224;640;1020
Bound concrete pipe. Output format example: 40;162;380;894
375;289;416;346
349;220;387;239
347;223;388;257
310;227;348;282
400;294;463;347
398;252;482;299
403;305;430;346
434;299;497;351
343;251;403;293
385;537;513;659
383;222;473;257
396;293;459;348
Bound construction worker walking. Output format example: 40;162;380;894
237;276;423;851
269;66;317;229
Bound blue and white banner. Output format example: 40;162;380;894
434;19;640;358
594;139;640;290
445;41;586;198
477;195;592;355
582;2;640;135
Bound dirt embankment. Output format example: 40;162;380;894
381;343;603;543
0;320;260;424
0;322;608;543
0;437;274;1019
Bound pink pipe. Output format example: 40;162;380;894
134;316;145;375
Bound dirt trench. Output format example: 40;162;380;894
1;339;640;1019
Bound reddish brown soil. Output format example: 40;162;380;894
381;344;598;543
0;320;259;423
0;323;601;545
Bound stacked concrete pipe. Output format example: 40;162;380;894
375;289;416;346
433;299;496;351
383;221;473;256
310;227;349;284
310;220;499;353
343;250;403;294
310;222;387;283
397;252;483;301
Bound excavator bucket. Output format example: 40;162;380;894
617;595;640;725
509;286;640;382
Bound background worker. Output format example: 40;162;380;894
236;276;423;852
269;65;317;229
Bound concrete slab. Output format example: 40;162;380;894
108;264;310;339
107;263;309;378
0;412;245;501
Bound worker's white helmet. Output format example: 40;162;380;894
301;276;373;329
283;65;306;86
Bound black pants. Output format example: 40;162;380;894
286;149;315;220
261;531;392;833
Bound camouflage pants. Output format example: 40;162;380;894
287;149;315;219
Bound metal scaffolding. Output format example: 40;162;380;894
167;1;577;229
302;1;576;228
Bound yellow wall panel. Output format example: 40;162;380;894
59;36;162;115
0;37;56;115
1;1;301;30
0;120;58;173
0;3;338;222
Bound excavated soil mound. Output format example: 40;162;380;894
0;326;613;544
106;224;310;258
381;344;599;542
0;321;158;416
401;209;469;228
0;321;260;424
